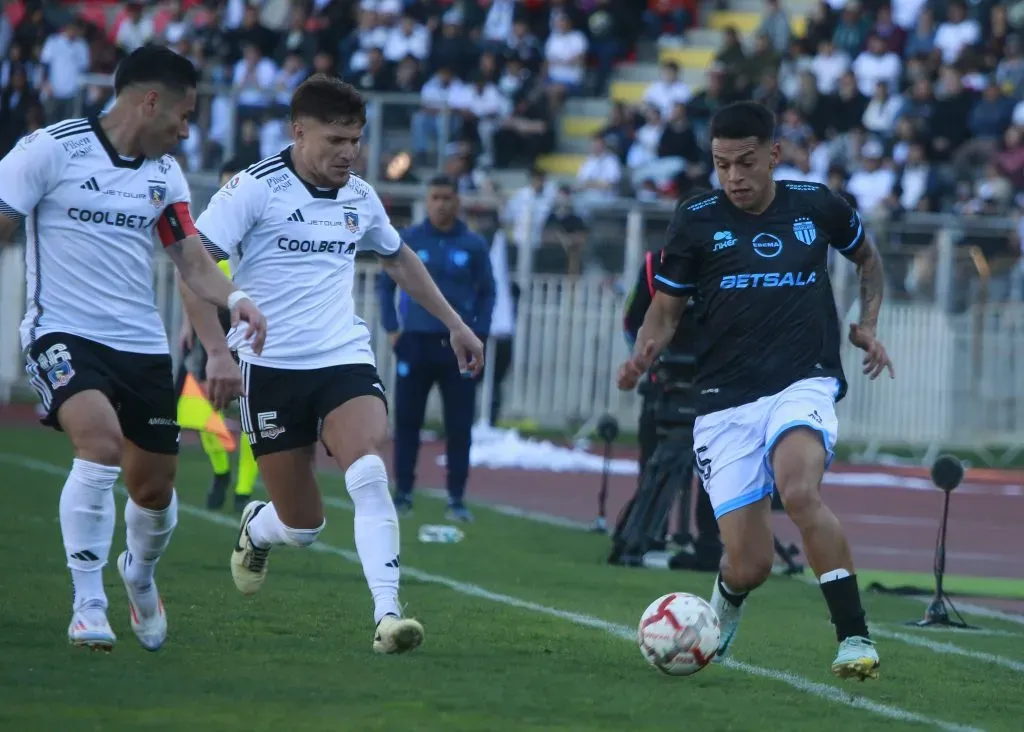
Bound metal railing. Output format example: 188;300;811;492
6;243;1024;459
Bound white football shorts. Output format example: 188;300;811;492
692;377;840;519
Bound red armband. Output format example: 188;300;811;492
156;201;198;247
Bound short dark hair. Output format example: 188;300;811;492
709;101;776;144
114;44;198;96
220;158;245;179
427;174;456;190
291;73;366;126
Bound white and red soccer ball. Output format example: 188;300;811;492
637;592;721;676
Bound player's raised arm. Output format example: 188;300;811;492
0;130;64;244
617;207;697;391
823;193;894;380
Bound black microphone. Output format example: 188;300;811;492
930;455;964;493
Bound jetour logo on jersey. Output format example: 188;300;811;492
719;271;818;289
67;208;153;230
752;233;783;258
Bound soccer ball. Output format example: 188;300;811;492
637;592;721;676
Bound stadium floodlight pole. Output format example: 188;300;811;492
904;455;978;629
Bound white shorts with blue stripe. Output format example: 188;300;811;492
692;377;840;519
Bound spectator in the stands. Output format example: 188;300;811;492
897;76;936;135
626;105;663;172
657;102;704;187
479;0;516;54
993;125;1024;191
39;19;89;122
598;101;633;161
232;41;276;120
954;78;1017;172
575;134;622;211
493;84;555;168
934;1;980;65
801;1;837;56
853;33;901;98
757;0;791;54
832;2;870;60
930;66;975;162
895;140;940;212
542;10;588;113
503;17;543;74
828;70;869;136
714;25;747;85
340;5;386;75
505;167;557;252
115;2;152;56
275;3;317;66
870;4;906;57
889;116;919;164
862;79;902;137
777;106;814;147
903;9;936;61
450;72;509;168
497;56;530;101
412;65;461;164
643;0;692;40
811;37;850;94
0;64;39;154
753;71;787;117
745;32;782;83
642;60;691;121
227;2;277;61
776;143;826;184
587;0;632;96
429;11;477;79
394;54;424;95
348;46;395;92
542;184;589;275
779;38;814;99
847;139;896;216
385;9;431;65
996;36;1024;98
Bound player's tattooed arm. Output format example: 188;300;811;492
849;237;884;332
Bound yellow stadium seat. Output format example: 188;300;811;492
535;154;586;177
657;46;716;70
561;115;606;138
609;80;647;105
706;10;807;38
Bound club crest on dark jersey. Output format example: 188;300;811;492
793;217;817;246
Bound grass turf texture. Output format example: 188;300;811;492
1;427;1023;731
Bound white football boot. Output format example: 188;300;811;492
116;551;167;651
231;501;272;595
68;605;116;652
710;575;744;663
373;614;424;654
832;636;880;680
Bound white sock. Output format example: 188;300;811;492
123;490;178;588
346;454;401;623
246;503;323;548
60;458;120;611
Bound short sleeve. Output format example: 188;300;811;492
164;157;191;205
358;187;402;258
194;171;267;261
0;131;64;219
821;190;865;258
154;159;197;248
653;206;700;297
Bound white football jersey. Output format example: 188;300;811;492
195;147;402;370
0;117;191;354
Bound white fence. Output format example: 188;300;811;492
5;245;1024;459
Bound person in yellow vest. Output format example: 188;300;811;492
175;160;259;512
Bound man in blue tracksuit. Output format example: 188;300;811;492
378;175;495;522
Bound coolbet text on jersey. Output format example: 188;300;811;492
654;181;865;416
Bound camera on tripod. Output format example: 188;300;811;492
609;353;698;567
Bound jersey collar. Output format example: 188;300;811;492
280;146;340;200
88;116;145;170
722;181;787;221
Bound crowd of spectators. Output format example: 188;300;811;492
1;0;1022;284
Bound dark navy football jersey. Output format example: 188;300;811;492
653;181;866;415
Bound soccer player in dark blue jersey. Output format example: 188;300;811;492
617;101;893;680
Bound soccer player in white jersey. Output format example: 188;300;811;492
181;74;484;654
0;45;267;652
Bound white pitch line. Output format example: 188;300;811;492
878;623;1024;639
1;453;984;732
869;626;1024;674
